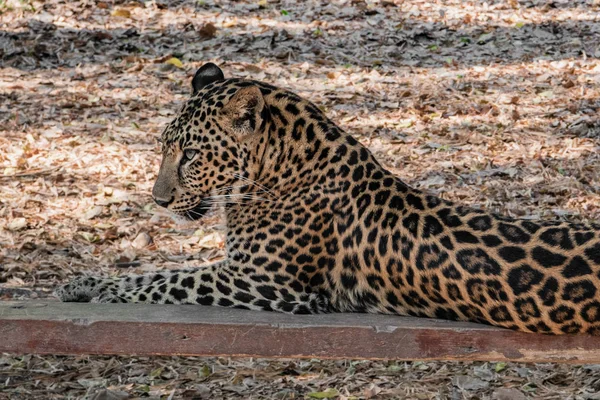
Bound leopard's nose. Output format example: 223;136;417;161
153;196;173;208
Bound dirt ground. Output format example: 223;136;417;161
1;0;600;398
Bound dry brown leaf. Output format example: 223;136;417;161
199;23;217;39
111;9;131;18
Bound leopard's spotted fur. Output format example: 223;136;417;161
56;63;600;335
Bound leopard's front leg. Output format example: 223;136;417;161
55;261;329;314
54;269;193;303
54;276;121;302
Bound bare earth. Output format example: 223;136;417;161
1;0;600;398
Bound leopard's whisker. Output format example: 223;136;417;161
205;194;272;202
231;173;278;199
213;185;270;196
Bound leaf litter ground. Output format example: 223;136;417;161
1;0;600;398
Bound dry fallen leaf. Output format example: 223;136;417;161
511;108;520;121
164;57;184;69
7;217;27;231
84;206;103;220
91;389;130;400
132;232;153;249
307;389;338;399
364;383;382;399
493;388;527;400
110;8;131;18
199;23;217;39
417;175;446;189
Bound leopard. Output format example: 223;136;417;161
55;63;600;335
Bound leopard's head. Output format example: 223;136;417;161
152;63;267;220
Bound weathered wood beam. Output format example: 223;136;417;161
1;301;599;363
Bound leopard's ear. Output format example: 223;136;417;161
221;86;265;139
192;63;225;94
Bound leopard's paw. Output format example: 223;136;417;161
54;276;116;302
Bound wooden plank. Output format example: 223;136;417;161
1;301;600;363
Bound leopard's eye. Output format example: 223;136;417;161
183;149;198;162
